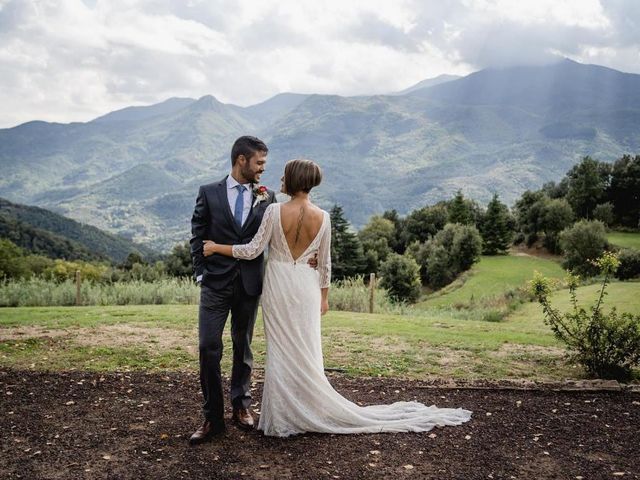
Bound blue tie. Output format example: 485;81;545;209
234;184;245;227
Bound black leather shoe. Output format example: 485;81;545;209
189;421;225;445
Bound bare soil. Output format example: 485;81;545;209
1;369;638;479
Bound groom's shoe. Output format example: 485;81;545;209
232;408;255;430
189;421;225;445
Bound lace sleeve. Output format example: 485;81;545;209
232;203;276;260
318;212;332;288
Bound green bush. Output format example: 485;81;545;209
559;220;609;276
531;252;640;380
615;248;640;280
379;253;422;303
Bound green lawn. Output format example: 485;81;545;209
608;231;640;250
2;279;638;381
418;254;566;308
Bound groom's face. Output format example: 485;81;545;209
240;150;267;183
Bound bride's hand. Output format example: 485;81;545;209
321;298;329;316
202;240;217;257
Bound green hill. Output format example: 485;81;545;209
0;198;154;262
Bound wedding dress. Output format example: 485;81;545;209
232;203;472;437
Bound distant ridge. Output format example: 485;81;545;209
92;97;196;124
391;74;461;95
0;198;155;262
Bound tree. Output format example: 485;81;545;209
515;190;549;246
609;154;640;228
165;241;193;277
447;190;474;225
330;205;366;280
541;198;574;254
409;223;482;289
403;204;448;245
481;193;513;255
559;220;609;277
381;209;406;253
593;202;614;227
566;156;611;219
0;238;28;279
358;216;395;272
379;253;422;303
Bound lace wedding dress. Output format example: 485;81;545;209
232;203;472;437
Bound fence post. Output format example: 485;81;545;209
369;273;376;314
75;270;82;306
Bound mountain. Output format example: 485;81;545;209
0;198;155;262
91;97;196;124
391;74;461;95
1;59;639;249
243;93;310;127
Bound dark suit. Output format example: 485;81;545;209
190;176;276;426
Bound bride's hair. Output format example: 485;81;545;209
284;159;322;195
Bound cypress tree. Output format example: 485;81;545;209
329;205;366;280
481;193;512;254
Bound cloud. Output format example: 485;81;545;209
0;0;638;127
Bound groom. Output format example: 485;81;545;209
189;136;277;444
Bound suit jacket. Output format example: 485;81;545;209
190;176;277;296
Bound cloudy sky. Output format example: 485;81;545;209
0;0;639;127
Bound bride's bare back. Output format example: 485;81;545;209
279;201;325;261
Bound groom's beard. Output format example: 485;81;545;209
242;165;262;183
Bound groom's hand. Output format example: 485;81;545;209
321;298;329;316
308;253;318;270
202;240;216;257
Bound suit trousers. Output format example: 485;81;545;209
198;270;259;425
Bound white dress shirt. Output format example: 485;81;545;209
226;174;252;226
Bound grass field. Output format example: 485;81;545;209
607;231;640;249
2;280;638;381
418;254;566;308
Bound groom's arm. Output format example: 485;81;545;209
190;186;210;283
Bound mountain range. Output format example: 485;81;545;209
1;58;639;251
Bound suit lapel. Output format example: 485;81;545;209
216;176;242;236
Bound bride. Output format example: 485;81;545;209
203;159;472;437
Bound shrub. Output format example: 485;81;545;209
593;202;614;227
559;220;608;276
531;252;640;380
379;253;422;303
329;276;407;314
615;248;640;280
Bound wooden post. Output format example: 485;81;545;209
75;270;81;306
369;273;376;314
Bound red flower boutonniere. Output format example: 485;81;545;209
252;185;269;207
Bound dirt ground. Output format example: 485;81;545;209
1;369;638;480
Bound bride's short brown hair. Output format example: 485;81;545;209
284;159;323;194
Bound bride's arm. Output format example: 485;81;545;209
203;203;276;260
318;212;332;315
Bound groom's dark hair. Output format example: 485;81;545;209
231;136;268;165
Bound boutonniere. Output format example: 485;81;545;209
252;185;269;207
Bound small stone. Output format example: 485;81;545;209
403;465;414;470
368;463;377;467
102;455;111;460
486;412;492;416
613;473;625;477
369;450;380;455
465;435;471;440
429;433;437;439
65;401;75;406
543;451;549;455
259;465;268;469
